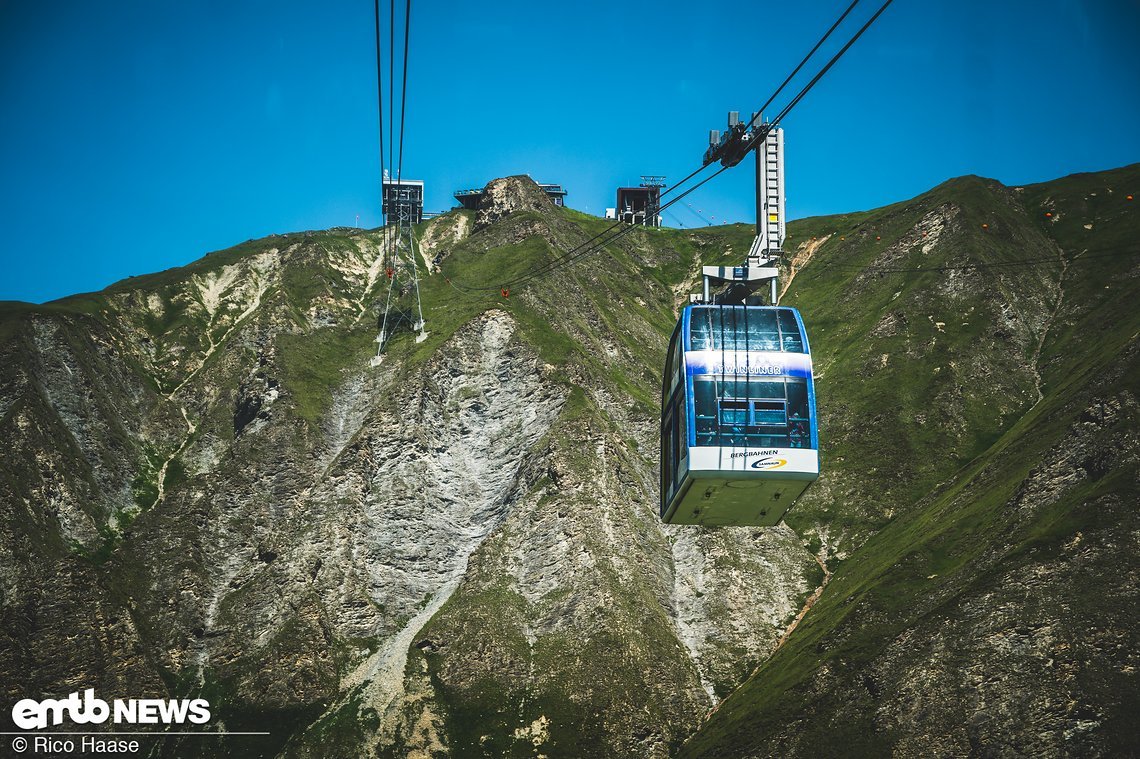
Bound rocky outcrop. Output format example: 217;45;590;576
474;175;555;230
416;212;471;270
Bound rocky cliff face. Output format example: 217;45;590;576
1;170;1137;757
474;176;556;231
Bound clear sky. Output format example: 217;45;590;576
1;0;1137;303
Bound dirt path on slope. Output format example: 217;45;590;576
774;552;833;652
779;234;830;303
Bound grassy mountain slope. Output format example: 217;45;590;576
681;164;1140;757
1;167;1136;757
0;178;814;758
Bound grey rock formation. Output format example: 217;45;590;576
474;176;555;231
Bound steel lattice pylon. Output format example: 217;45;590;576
371;194;427;368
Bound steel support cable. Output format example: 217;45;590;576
738;0;862;143
447;164;731;294
513;165;730;285
390;0;411;290
374;0;397;278
445;103;737;291
661;0;862;199
494;0;893;291
447;0;891;295
471;165;733;287
389;0;394;183
377;228;398;357
409;225;426;334
375;0;422;355
718;306;727;449
446;216;631;292
396;0;411;185
520;164;731;286
684;203;713;226
446;108;739;291
826;248;1138;273
449;220;635;292
386;3;395;262
399;0;427;339
768;0;894;128
452;159;728;296
686;0;889;193
507;213;637;281
373;0;393;358
661;165;716;203
374;0;386;227
742;304;751;451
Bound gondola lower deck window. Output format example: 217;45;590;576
693;376;811;448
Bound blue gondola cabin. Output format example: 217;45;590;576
661;305;819;526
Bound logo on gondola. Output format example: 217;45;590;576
750;456;787;470
686;351;812;378
731;449;778;459
715;363;785;376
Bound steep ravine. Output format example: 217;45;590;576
281;309;566;756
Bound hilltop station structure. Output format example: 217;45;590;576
382;174;425;225
607;176;666;226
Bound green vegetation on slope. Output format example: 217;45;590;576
681;164;1140;757
4;165;1136;758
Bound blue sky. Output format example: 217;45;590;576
1;0;1137;303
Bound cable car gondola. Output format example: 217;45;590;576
661;304;818;526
